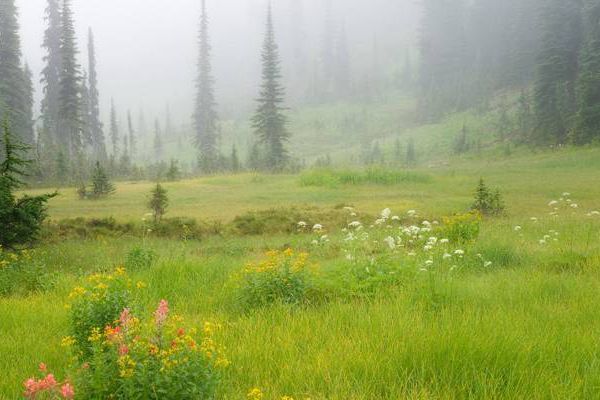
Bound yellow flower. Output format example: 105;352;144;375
61;336;76;347
115;266;126;276
215;357;230;368
68;286;86;299
136;281;147;289
283;248;294;257
281;397;295;400
247;388;264;400
88;328;102;343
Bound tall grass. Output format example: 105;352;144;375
300;167;432;188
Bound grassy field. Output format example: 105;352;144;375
3;146;600;399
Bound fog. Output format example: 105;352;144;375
17;0;418;127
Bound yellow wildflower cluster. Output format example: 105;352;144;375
247;388;264;400
243;249;311;275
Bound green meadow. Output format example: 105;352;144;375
2;146;600;399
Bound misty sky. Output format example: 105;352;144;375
16;0;417;130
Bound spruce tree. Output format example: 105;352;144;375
252;3;290;171
231;144;241;173
40;0;62;148
87;28;106;160
109;98;119;156
406;138;416;166
58;0;83;156
0;120;56;248
90;161;115;198
166;159;181;181
573;0;600;145
22;64;35;146
153;119;163;161
127;110;136;160
148;183;168;224
194;0;219;173
533;0;583;144
0;0;31;145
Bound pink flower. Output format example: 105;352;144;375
119;344;129;356
41;374;57;389
61;383;75;399
119;308;132;327
38;363;47;373
24;378;39;398
154;299;169;326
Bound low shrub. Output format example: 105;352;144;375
69;301;226;400
234;249;320;310
124;246;157;271
0;248;54;297
68;268;135;358
441;212;481;243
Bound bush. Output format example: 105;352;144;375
234;249;320;310
68;268;134;358
124;246;157;271
472;178;505;216
0;120;56;248
69;301;226;399
442;212;481;243
0;248;54;297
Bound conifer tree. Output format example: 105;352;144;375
22;64;35;146
0;119;56;248
0;0;31;145
148;183;168;224
109;98;119;156
40;0;62;147
166;159;181;181
127;110;136;160
533;0;583;144
153;119;163;161
89;161;114;198
231;144;241;172
79;71;92;147
58;0;83;156
406;138;416;166
252;3;290;171
334;22;351;98
573;0;600;145
194;0;219;173
87;28;106;160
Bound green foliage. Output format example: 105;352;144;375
0;248;54;297
88;161;115;199
71;301;223;400
471;178;505;216
68;268;132;358
299;168;431;188
0;121;56;248
234;249;319;310
124;246;156;271
165;159;181;181
453;124;470;154
148;183;168;224
251;5;290;171
442;212;482;243
573;1;600;145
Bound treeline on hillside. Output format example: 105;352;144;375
0;0;300;184
419;0;600;146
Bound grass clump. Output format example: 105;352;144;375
299;167;432;188
0;248;54;297
234;249;321;311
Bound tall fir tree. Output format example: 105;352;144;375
22;64;35;147
40;0;63;148
87;28;106;161
154;119;163;161
193;0;219;173
533;0;583;144
127;110;136;160
109;98;119;156
57;0;83;157
334;21;351;98
418;0;468;121
0;0;31;145
252;3;290;171
573;0;600;145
